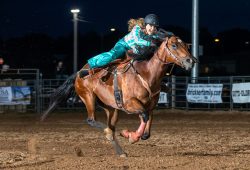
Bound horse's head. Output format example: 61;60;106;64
157;34;197;71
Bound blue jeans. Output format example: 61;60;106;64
88;39;129;69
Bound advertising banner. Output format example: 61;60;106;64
186;84;223;103
0;86;31;105
158;92;168;104
232;83;250;103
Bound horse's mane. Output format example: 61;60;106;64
129;45;157;61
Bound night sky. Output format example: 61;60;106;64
1;0;250;39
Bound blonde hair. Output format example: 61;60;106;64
128;18;145;32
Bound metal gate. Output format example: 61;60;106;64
0;69;40;113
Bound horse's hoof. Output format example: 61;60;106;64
120;129;129;138
105;134;113;141
141;133;150;140
119;153;127;158
86;118;95;127
128;132;140;144
104;128;113;141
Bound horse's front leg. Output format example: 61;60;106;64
120;98;149;143
103;108;127;157
103;108;118;141
141;96;158;140
141;111;153;140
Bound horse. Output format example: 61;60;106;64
41;33;197;157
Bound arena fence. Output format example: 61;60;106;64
0;69;40;113
1;69;250;113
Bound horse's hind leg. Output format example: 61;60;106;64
77;90;107;129
103;107;118;140
77;89;98;126
102;107;127;157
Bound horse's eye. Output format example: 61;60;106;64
172;44;177;50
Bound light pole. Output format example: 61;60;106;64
191;0;199;83
71;9;80;73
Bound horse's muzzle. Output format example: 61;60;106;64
182;57;194;70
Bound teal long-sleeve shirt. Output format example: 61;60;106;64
87;25;153;69
123;25;151;54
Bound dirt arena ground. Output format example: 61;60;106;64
0;109;250;170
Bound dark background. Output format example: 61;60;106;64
0;0;250;78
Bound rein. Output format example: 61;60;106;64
136;73;161;100
155;38;177;75
130;64;161;100
127;37;183;100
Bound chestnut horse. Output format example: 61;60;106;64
41;34;196;157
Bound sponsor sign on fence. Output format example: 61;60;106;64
186;84;223;103
232;83;250;103
0;86;31;105
158;92;168;104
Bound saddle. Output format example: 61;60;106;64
79;53;134;79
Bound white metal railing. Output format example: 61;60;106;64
1;69;250;113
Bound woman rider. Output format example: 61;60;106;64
87;14;160;69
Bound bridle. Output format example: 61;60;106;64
156;37;182;65
156;36;197;68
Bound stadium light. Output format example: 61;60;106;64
71;9;80;13
110;28;116;32
100;28;116;51
214;38;220;43
71;8;80;73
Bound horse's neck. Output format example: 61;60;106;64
135;51;167;89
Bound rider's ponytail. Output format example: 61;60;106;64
128;18;145;32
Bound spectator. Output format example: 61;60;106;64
1;64;10;73
55;61;68;79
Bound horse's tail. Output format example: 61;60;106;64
40;73;77;121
